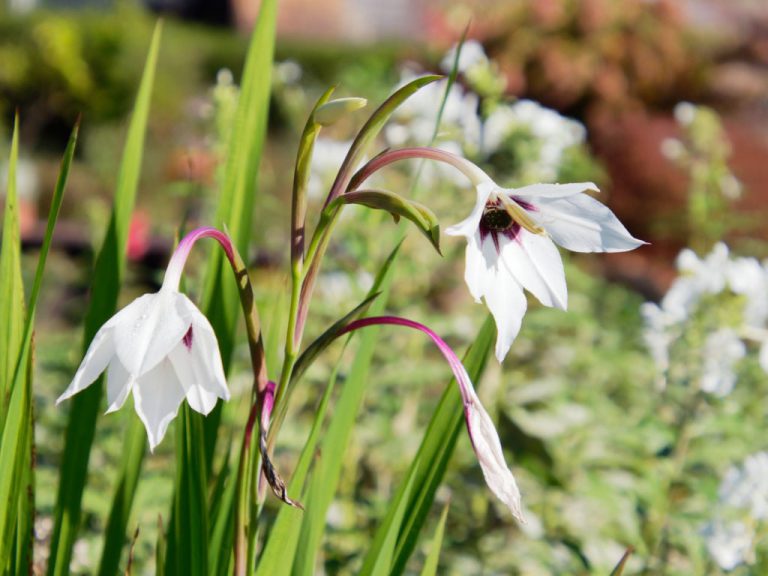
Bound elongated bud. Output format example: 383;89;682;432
315;97;368;126
339;316;524;521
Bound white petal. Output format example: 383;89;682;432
175;295;230;402
105;357;133;413
57;325;115;404
464;234;490;302
112;291;190;377
481;256;528;362
520;193;645;253
132;358;187;451
512;181;598;198
167;338;219;416
446;181;496;238
465;389;524;521
500;232;567;309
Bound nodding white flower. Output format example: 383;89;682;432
57;228;231;451
447;179;645;362
348;148;645;362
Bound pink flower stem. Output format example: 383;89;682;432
163;226;267;394
339;316;475;408
348;146;491;191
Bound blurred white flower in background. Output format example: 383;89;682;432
700;329;745;397
719;452;768;520
308;138;355;199
641;242;768;390
702;518;755;571
702;452;768;571
440;39;489;74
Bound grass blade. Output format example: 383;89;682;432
97;416;146;576
0;115;24;433
388;315;495;575
359;470;417;576
291;250;399;576
0;115;27;572
47;22;162;576
419;503;449;576
1;116;78;572
198;0;277;468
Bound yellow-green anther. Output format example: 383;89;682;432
315;97;368;126
498;194;546;235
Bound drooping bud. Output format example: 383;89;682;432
315;97;368;127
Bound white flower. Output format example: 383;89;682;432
440;40;489;75
447;180;644;361
57;229;231;451
702;518;754;571
719;452;768;520
700;328;745;397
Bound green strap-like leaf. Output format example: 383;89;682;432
388;315;495;576
0;115;24;432
47;22;162;576
330;189;441;253
419;503;450;576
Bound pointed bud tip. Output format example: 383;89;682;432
315;97;368;126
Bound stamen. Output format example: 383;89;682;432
497;194;545;236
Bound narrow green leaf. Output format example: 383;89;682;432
48;22;162;576
330;189;441;253
165;406;209;576
419;503;449;576
291;252;400;576
254;357;339;576
289;292;378;388
199;0;278;469
0;115;24;431
1;117;78;572
207;444;235;576
97;416;146;576
360;469;417;576
389;315;495;576
155;515;166;576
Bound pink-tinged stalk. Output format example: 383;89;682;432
162;226;267;394
338;315;524;522
339;316;474;405
348;146;492;192
162;226;237;291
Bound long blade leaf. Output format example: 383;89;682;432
47;22;162;576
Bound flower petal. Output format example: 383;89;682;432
445;181;496;238
481;255;528;362
520;192;645;253
105;357;133;414
175;295;230;402
132;358;186;451
463;234;491;302
112;291;189;378
512;181;598;198
500;232;567;310
56;325;115;404
465;388;524;521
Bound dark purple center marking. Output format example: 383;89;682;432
183;325;194;350
478;197;535;252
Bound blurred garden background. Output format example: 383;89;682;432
3;0;768;574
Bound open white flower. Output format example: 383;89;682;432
447;180;645;361
57;228;231;451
